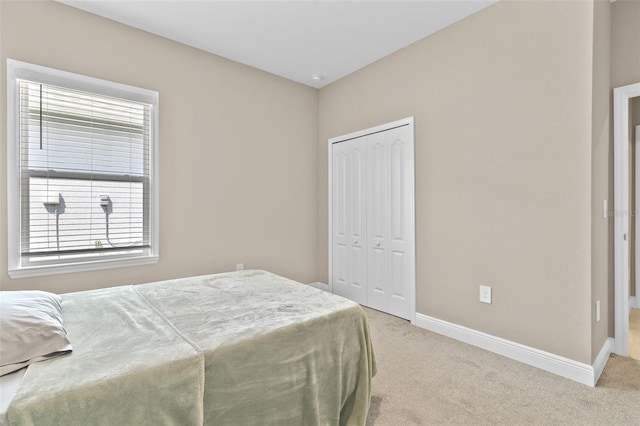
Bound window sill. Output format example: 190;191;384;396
8;255;159;279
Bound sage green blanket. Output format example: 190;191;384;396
7;270;375;425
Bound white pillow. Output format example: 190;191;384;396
0;291;72;376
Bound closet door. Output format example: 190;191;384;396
366;125;414;319
329;117;415;322
331;137;367;305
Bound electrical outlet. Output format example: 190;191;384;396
479;285;492;304
236;263;244;271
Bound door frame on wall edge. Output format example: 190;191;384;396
614;82;640;356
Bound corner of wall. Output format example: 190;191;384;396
590;0;612;363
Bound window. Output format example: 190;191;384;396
7;60;159;278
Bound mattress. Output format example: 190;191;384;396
6;270;375;425
0;369;25;426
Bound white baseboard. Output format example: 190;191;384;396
593;337;614;385
309;282;330;292
415;313;612;387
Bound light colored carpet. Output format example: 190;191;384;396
364;307;640;425
631;309;640;360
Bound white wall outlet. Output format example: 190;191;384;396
479;285;492;304
603;200;608;219
596;300;601;322
235;263;244;271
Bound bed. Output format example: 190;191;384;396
1;270;376;425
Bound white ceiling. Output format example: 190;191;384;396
58;0;497;88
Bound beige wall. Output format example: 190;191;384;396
611;0;640;89
591;0;611;361
319;0;595;363
0;1;319;292
611;0;640;260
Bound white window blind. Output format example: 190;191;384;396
7;59;159;277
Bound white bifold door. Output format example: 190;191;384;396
330;117;415;321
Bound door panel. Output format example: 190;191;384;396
332;148;349;298
387;126;413;319
367;132;389;311
351;148;364;240
391;250;404;297
370;140;386;240
352;246;365;289
348;140;367;304
332;138;367;304
334;244;347;290
391;140;404;241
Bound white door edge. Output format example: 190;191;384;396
614;82;640;356
636;125;640;311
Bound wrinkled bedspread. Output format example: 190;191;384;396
7;270;375;426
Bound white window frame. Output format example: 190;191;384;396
6;59;159;278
